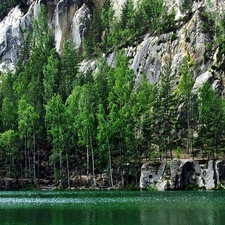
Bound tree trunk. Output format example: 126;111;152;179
33;132;36;185
90;134;96;187
86;140;89;184
24;138;27;179
66;152;70;188
59;152;63;188
107;140;113;187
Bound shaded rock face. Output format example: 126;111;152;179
0;5;32;72
216;161;225;187
140;162;166;189
140;159;220;190
178;161;195;189
71;4;91;49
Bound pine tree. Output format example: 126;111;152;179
177;56;195;155
60;39;79;101
43;49;61;104
152;62;178;159
197;81;225;158
107;51;135;185
101;0;115;52
82;8;103;58
78;84;97;186
131;73;154;161
0;71;17;131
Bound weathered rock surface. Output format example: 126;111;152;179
0;0;225;95
0;5;33;72
71;4;91;49
140;159;225;190
0;0;91;71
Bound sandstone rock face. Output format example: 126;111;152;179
0;0;224;95
71;4;91;49
0;5;32;72
140;162;166;189
0;0;92;70
54;0;77;52
140;159;219;190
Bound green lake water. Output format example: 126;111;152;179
0;190;224;225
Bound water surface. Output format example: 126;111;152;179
0;190;224;225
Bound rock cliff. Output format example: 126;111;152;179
1;0;225;94
140;159;225;190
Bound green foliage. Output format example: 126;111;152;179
197;81;225;157
216;12;225;64
216;182;225;190
45;94;70;183
43;49;60;104
176;56;195;154
0;129;18;154
175;147;181;159
147;185;157;191
136;0;163;33
185;183;199;190
82;8;103;59
61;39;79;100
180;0;192;14
160;8;176;33
18;95;39;148
85;0;175;56
200;11;216;34
152;62;178;159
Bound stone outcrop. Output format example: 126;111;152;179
0;0;91;72
0;5;33;72
71;4;92;49
140;159;225;190
81;0;224;93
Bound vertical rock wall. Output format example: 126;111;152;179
140;159;225;190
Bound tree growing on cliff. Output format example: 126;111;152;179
82;8;103;58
